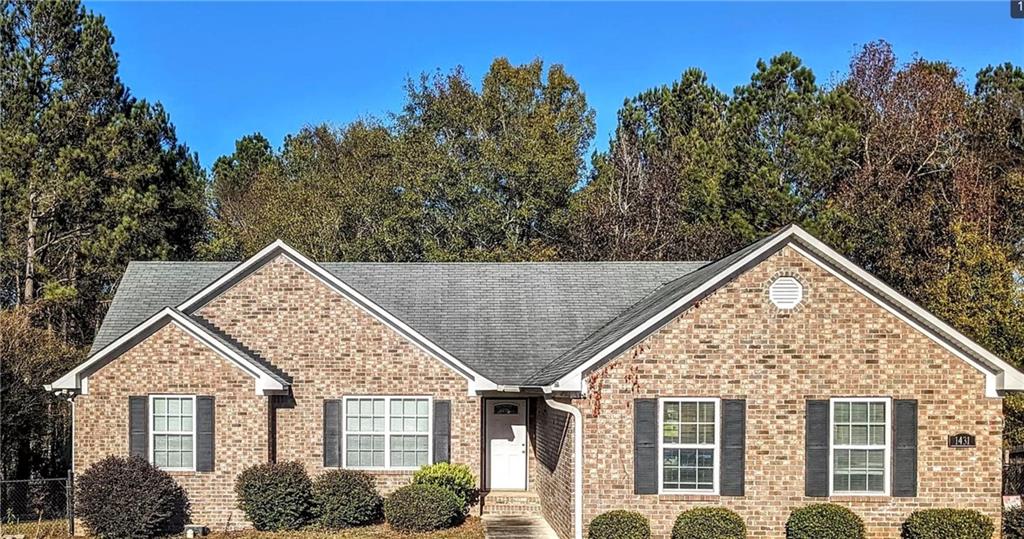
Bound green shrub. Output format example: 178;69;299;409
384;484;463;532
588;510;650;539
1004;506;1024;539
312;469;382;529
76;455;190;538
672;507;746;539
902;509;993;539
786;503;865;539
412;462;479;515
235;461;314;531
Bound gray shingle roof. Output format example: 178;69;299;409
91;260;706;385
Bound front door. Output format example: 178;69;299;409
485;399;527;490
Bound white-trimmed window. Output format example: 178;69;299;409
150;395;196;471
658;398;720;494
830;397;891;495
343;396;432;470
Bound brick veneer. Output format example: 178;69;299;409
533;398;576;539
75;256;483;530
570;245;1003;538
74;246;1006;538
193;257;482;491
74;323;269;530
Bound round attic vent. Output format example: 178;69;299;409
769;277;803;309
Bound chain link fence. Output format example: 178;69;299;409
0;473;73;535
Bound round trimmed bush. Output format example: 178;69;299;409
384;484;463;532
235;461;314;531
902;509;993;539
786;503;865;539
76;455;190;538
588;510;650;539
1004;506;1024;539
412;463;479;515
673;507;746;539
312;469;382;529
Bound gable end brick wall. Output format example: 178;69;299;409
74;323;269;530
195;256;482;493
572;245;1003;538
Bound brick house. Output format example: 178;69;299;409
49;225;1024;538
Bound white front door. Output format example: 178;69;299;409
486;399;527;490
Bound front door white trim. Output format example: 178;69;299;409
485;398;528;491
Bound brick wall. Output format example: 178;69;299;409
74;323;268;530
533;397;575;539
570;245;1003;538
195;256;482;494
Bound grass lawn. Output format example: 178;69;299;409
0;519;484;539
0;519;69;538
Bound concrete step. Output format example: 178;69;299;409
482;514;559;539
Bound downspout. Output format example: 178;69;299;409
543;393;583;539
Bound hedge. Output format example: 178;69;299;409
76;455;190;538
312;469;382;528
412;463;479;515
786;503;865;539
384;484;463;532
588;510;650;539
673;507;746;539
902;509;993;539
235;461;314;531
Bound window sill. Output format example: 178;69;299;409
657;493;720;501
338;468;417;475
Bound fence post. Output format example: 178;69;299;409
66;469;75;536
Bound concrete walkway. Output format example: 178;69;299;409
482;514;560;539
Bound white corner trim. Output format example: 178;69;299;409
49;307;287;395
550;224;1024;397
175;240;495;388
543;393;583;539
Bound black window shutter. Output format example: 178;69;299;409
721;399;746;496
805;400;830;497
196;396;215;472
892;399;918;497
129;396;148;460
634;398;658;494
323;399;342;467
433;400;451;463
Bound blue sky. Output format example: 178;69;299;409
87;1;1023;169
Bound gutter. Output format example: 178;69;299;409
543;393;583;539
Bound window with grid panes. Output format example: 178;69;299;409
660;399;718;492
151;396;195;470
832;399;888;494
344;397;430;469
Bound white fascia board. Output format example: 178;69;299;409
176;240;495;389
552;225;799;392
550;224;1022;397
49;308;287;395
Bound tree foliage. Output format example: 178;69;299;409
0;0;207;344
3;6;1024;481
207;58;595;262
0;306;82;479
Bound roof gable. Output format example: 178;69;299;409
534;225;1024;397
48;307;289;395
